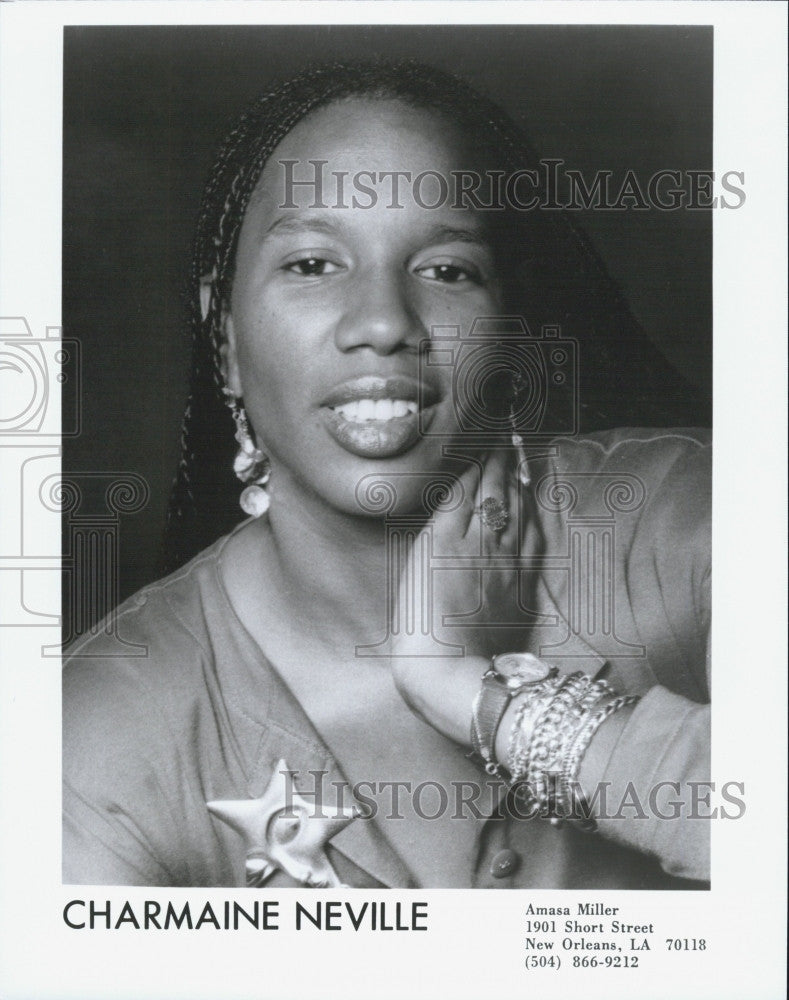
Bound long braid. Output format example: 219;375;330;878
163;59;706;573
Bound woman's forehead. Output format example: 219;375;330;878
250;97;471;210
276;95;461;157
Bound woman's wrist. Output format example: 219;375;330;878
481;665;641;823
393;648;640;828
391;653;489;745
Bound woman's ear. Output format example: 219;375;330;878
221;311;243;398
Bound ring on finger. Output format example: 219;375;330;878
476;496;509;532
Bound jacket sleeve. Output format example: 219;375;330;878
577;683;710;882
572;431;712;882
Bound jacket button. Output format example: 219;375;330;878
490;848;520;878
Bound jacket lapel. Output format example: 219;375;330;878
247;675;415;889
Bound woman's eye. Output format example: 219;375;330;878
284;257;341;277
416;263;479;284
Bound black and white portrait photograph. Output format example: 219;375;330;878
0;4;785;1000
61;23;716;891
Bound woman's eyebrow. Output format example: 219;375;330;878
262;216;492;247
423;223;492;248
261;215;341;241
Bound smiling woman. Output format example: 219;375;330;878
63;59;711;890
224;98;503;515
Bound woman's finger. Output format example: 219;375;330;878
497;459;523;552
468;447;512;549
430;456;482;543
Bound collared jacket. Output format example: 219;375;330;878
63;428;711;888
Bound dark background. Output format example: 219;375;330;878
63;24;712;608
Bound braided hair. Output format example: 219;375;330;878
163;58;706;572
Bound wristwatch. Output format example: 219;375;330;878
470;653;557;778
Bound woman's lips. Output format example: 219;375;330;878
319;376;439;459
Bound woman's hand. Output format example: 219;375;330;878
388;448;523;744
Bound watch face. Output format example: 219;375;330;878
494;652;553;688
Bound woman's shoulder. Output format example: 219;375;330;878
530;427;711;560
548;426;711;477
66;538;222;652
62;533;242;719
537;427;711;516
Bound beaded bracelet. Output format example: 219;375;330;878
510;673;583;791
504;669;638;825
527;677;598;815
531;675;616;815
528;674;591;774
507;675;565;783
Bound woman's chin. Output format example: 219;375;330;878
337;462;470;522
270;420;473;521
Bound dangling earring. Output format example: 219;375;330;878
509;373;531;487
229;400;271;517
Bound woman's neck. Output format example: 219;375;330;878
257;471;420;653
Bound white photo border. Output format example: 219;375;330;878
0;3;786;999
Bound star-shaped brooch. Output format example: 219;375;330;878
207;759;360;888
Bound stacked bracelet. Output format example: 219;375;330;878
505;669;639;829
524;674;617;820
469;653;640;831
508;674;566;789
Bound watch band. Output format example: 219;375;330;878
470;670;514;776
470;654;556;779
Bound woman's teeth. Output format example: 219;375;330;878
331;398;418;422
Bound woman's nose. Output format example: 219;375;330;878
333;270;424;355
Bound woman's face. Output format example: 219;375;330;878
225;97;504;516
